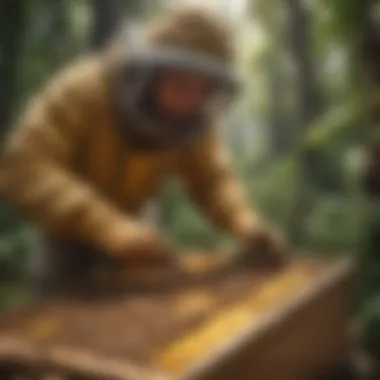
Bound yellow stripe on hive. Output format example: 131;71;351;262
155;262;318;373
157;306;257;373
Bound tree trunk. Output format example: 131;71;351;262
0;0;27;139
283;0;323;246
357;1;380;291
268;54;292;155
284;0;322;134
90;0;124;50
48;0;70;67
359;5;380;199
354;0;380;361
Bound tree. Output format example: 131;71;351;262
283;0;322;133
277;0;323;246
326;0;380;361
90;0;152;50
250;0;295;157
90;0;124;50
0;0;27;139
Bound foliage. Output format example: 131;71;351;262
324;0;367;39
360;294;380;357
0;0;370;312
160;183;235;252
0;204;34;309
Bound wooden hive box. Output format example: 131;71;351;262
0;255;355;380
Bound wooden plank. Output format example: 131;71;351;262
156;260;324;373
178;257;354;380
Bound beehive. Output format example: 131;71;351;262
0;255;354;380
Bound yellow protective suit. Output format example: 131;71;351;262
2;9;258;260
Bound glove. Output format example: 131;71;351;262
106;219;175;267
239;223;289;270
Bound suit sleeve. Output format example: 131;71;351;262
177;130;261;239
2;60;137;256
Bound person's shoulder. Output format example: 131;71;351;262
49;54;105;94
37;53;110;113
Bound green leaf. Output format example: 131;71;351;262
305;99;362;149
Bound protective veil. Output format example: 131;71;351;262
107;8;240;149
